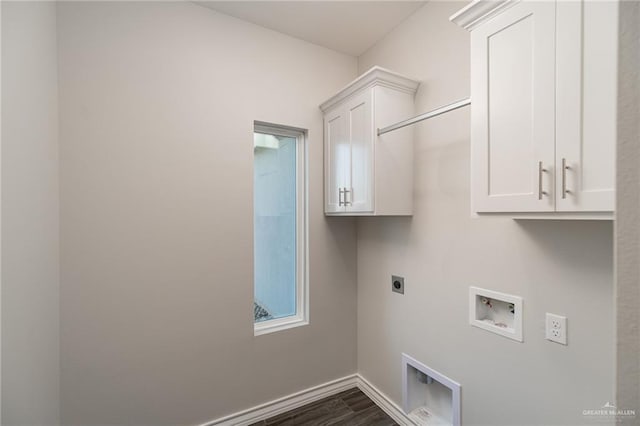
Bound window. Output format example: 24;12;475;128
253;122;307;335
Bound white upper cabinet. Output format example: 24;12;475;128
320;67;419;216
451;0;618;218
469;1;556;213
555;1;618;212
324;105;349;213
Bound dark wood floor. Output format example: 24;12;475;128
249;388;398;426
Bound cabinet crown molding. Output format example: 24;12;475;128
450;0;517;31
319;66;419;113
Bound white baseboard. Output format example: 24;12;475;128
356;375;415;426
200;373;414;426
201;375;359;426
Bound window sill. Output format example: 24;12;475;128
254;315;308;336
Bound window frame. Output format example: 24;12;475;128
253;121;309;336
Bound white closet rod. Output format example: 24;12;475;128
376;97;471;136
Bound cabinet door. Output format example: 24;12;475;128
345;90;374;213
324;106;349;213
471;1;556;212
555;0;617;212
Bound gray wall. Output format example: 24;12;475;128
615;0;640;422
57;2;357;424
1;2;60;425
356;2;615;425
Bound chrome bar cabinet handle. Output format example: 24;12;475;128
538;161;548;200
561;158;570;199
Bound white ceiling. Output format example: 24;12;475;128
196;1;426;56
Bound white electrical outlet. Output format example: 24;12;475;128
545;313;567;345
